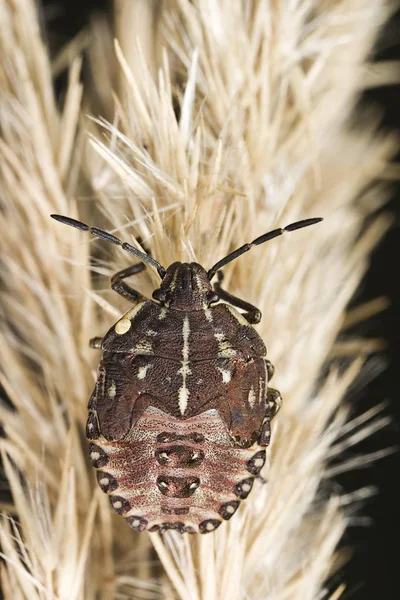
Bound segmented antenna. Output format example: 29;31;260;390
51;214;166;278
207;218;323;281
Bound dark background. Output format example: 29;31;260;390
33;1;400;598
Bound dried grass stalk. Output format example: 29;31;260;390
0;1;397;599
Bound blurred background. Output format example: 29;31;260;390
33;1;400;598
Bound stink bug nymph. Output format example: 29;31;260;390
51;213;322;534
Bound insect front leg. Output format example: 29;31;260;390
111;262;147;302
90;261;148;349
258;387;282;447
213;271;261;324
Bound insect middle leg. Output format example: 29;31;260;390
265;360;274;381
90;337;103;349
258;388;282;446
213;271;261;324
89;261;147;348
267;387;282;419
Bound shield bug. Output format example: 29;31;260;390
51;213;322;534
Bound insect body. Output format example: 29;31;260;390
52;214;322;534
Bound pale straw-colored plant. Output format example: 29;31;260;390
0;1;397;599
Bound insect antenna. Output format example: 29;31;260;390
51;214;166;278
207;218;323;281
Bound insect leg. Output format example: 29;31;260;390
213;271;262;324
258;388;282;446
267;387;282;419
89;337;103;349
90;262;147;347
90;260;148;348
265;359;274;381
111;262;147;302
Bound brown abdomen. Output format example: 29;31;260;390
88;406;265;533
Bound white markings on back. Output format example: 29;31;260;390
178;363;191;376
259;377;264;404
217;367;232;383
178;388;190;416
204;308;213;322
125;302;145;321
169;269;179;293
214;331;237;358
194;271;214;322
182;317;190;361
108;381;116;398
115;319;131;335
130;518;141;527
158;307;168;320
178;316;191;415
132;340;153;355
248;386;256;408
137;364;152;379
226;305;249;326
115;302;145;334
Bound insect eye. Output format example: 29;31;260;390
152;289;167;302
